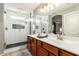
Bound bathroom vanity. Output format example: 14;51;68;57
27;33;79;56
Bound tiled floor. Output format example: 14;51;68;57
0;45;32;56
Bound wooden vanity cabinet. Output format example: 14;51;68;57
27;36;78;56
37;46;48;56
27;36;31;51
27;36;37;56
59;49;76;56
43;42;59;56
37;40;48;56
31;37;36;56
37;40;42;47
49;52;56;56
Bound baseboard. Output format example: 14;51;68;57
6;42;26;49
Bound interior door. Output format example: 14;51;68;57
4;10;30;45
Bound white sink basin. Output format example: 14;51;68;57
37;33;48;38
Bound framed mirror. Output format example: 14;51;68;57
63;10;79;37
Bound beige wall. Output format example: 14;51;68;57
0;3;4;54
48;15;52;33
63;10;79;36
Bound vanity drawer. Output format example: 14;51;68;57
60;50;75;56
37;40;42;46
37;46;48;56
49;52;56;56
43;42;58;56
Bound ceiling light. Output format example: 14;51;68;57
40;8;44;12
49;5;54;10
55;3;60;7
43;6;48;13
40;5;49;13
39;3;60;13
48;3;55;10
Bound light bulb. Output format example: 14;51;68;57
40;8;44;12
55;3;59;7
60;28;62;32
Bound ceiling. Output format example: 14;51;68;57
35;3;79;15
5;3;40;12
5;3;79;15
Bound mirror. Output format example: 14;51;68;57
52;10;79;37
63;10;79;36
52;15;62;34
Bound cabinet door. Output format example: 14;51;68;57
31;38;36;56
37;40;42;47
27;37;31;51
49;52;56;56
37;46;48;56
31;45;36;56
31;38;36;47
43;42;58;56
60;50;75;56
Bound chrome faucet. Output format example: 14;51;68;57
57;33;63;40
57;28;63;40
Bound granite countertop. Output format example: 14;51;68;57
28;33;79;55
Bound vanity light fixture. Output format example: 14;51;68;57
40;3;60;13
40;4;49;13
40;7;44;13
48;3;54;10
55;3;60;7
